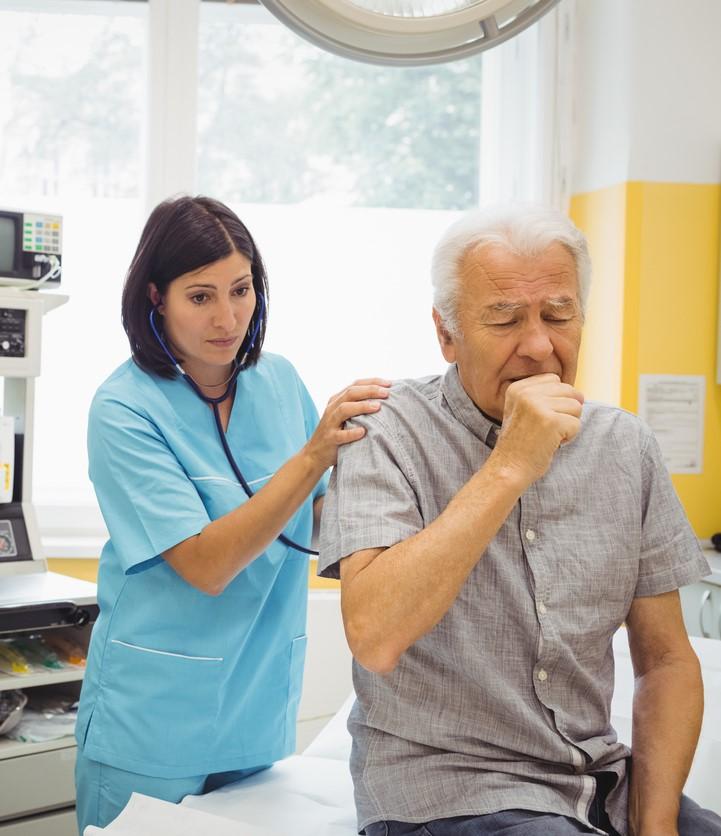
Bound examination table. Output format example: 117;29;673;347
88;629;721;835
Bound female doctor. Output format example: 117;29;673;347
74;195;389;831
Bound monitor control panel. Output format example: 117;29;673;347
0;308;26;358
22;213;62;256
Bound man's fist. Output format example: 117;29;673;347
492;373;584;486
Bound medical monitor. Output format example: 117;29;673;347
0;209;62;289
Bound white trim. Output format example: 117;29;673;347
111;639;223;662
189;473;275;487
145;0;200;211
190;475;241;486
0;0;145;16
536;3;572;209
479;14;563;206
247;473;274;486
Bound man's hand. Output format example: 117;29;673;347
493;373;584;484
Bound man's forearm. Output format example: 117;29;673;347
341;452;527;672
629;655;703;836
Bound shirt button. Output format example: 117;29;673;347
525;529;536;542
537;668;548;682
538;602;547;615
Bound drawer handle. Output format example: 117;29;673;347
699;590;712;638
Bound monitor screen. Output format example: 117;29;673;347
0;217;16;273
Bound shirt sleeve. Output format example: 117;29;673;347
88;394;210;575
293;370;329;500
634;430;710;597
317;413;424;579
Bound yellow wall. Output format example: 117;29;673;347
47;558;98;583
570;181;721;537
572;182;627;405
48;557;339;589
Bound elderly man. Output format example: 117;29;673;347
318;206;720;836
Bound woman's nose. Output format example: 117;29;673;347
213;299;237;331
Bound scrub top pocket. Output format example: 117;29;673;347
91;638;224;771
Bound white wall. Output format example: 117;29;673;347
572;0;721;193
571;0;631;194
297;591;353;752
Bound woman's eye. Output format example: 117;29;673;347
191;293;208;304
234;287;249;297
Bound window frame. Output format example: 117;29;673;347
0;0;571;554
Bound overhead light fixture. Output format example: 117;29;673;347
257;0;561;65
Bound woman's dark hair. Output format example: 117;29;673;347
122;195;269;378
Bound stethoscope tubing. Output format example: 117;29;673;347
148;297;319;556
209;401;318;556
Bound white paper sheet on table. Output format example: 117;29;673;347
84;791;280;836
182;755;357;836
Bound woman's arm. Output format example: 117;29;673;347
164;380;388;594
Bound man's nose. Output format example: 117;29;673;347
516;323;554;362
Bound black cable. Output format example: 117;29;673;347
210;401;319;556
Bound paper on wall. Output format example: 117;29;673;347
638;374;705;474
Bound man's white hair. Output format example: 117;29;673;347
431;205;592;336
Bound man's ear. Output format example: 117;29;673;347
148;282;163;312
432;308;456;363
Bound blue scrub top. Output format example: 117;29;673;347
76;352;327;778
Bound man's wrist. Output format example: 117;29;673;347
629;803;680;836
633;827;678;836
484;447;533;493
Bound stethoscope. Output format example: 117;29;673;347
148;295;318;556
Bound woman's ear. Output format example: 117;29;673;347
148;282;163;311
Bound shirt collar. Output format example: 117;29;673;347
441;364;499;449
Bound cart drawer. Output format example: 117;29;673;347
0;808;77;836
0;745;76;821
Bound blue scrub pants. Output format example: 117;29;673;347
75;749;270;833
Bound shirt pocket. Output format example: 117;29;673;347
92;638;224;769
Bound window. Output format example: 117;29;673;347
197;2;557;407
0;0;566;551
0;0;146;546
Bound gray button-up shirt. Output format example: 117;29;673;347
318;364;709;835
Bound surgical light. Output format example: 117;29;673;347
257;0;560;66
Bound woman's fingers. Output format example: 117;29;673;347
309;379;390;468
335;399;382;422
335;425;367;445
350;378;392;387
328;383;390;407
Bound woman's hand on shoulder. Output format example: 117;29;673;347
305;378;391;470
